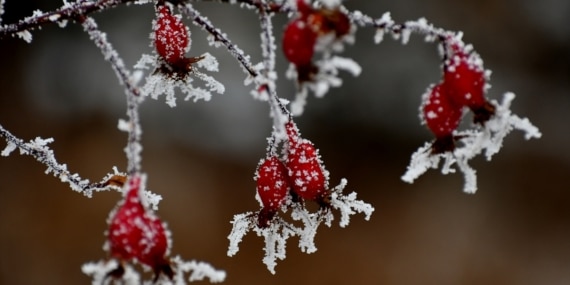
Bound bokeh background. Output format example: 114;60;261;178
1;0;569;284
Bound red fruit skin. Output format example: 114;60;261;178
107;175;170;277
282;18;317;67
256;156;290;227
423;83;462;139
154;6;190;66
444;54;486;109
256;157;290;211
286;140;327;203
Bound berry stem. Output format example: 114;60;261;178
0;0;138;40
179;3;258;77
256;1;292;133
0;124;126;197
81;16;143;175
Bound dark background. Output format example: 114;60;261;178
1;0;569;284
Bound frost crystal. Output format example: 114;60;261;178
172;256;226;283
16;30;32;43
1;141;16;156
0;0;4;25
82;260;140;285
135;53;224;107
402;93;541;193
227;212;254;257
329;179;374;227
83;257;225;284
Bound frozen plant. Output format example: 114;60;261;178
228;118;374;273
0;0;541;283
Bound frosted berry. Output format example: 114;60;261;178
444;51;496;124
296;0;313;17
444;54;486;109
282;18;317;68
256;156;290;227
286;133;328;205
107;175;172;279
154;5;190;66
422;83;463;153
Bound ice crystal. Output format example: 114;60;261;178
1;141;16;156
320;0;342;9
82;259;140;285
16;30;32;43
173;256;226;283
0;0;4;25
227;212;254;257
329;179;374;227
82;257;225;285
254;219;296;274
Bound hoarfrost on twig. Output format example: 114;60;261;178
0;124;134;197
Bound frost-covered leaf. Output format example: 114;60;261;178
227;212;255;257
329;179;375;227
253;218;297;274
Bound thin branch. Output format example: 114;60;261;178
179;3;258;78
258;1;290;118
0;124;124;197
80;15;143;175
187;0;288;13
0;0;147;40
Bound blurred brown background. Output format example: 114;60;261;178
1;0;569;284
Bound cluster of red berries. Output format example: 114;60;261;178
422;41;495;153
255;120;329;227
282;0;351;81
154;4;203;76
106;175;173;281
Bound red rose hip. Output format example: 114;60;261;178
154;5;190;66
256;156;290;227
107;175;172;279
282;18;317;67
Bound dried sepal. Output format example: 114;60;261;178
404;93;541;193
